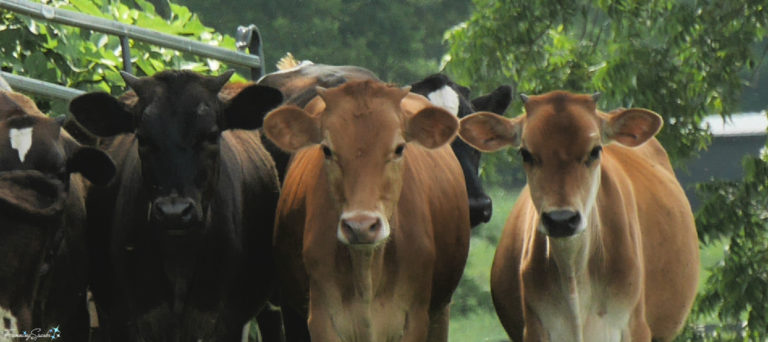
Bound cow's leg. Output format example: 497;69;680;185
255;303;285;342
281;307;309;342
522;310;546;342
629;304;652;342
425;305;450;342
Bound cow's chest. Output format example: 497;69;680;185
327;298;409;342
528;278;633;342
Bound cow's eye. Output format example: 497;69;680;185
520;148;534;164
394;144;406;158
321;145;333;159
587;146;602;165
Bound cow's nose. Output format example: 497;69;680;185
151;196;198;226
541;210;581;237
339;214;384;245
469;194;493;227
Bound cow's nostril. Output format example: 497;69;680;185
339;214;384;244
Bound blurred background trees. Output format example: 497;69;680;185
2;0;767;340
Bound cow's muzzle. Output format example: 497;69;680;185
150;195;201;232
541;209;582;238
337;211;390;246
469;194;493;227
0;170;66;220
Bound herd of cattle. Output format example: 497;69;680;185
0;57;699;342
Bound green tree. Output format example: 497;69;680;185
686;139;768;341
445;0;767;164
175;0;473;83
0;0;240;115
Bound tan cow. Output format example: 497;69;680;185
459;91;699;341
264;80;471;341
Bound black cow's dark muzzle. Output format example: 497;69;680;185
469;194;493;227
149;195;201;232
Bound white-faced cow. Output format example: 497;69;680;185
0;90;115;341
459;91;699;341
69;70;283;341
257;60;512;227
410;74;512;226
264;80;471;341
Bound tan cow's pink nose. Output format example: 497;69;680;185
340;214;382;245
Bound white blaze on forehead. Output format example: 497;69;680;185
427;85;460;116
9;127;33;163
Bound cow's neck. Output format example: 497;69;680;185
544;207;602;341
331;244;387;341
347;245;386;302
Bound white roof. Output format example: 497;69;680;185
703;112;768;136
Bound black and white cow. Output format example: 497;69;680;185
69;70;283;341
410;74;512;227
0;90;115;341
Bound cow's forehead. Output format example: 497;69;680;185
136;81;220;135
0;116;64;170
523;93;601;151
319;82;406;150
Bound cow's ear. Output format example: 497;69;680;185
0;92;24;117
263;105;321;152
459;112;522;152
222;84;284;130
66;147;116;186
69;92;133;137
406;106;459;149
602;108;662;147
471;85;513;115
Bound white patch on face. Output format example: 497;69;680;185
427;85;460;116
9;127;33;163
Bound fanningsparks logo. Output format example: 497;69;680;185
2;326;61;341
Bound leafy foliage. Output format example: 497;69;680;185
0;0;240;116
684;137;768;341
175;0;472;84
444;0;768;166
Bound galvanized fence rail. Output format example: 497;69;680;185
0;0;263;100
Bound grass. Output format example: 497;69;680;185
449;186;520;342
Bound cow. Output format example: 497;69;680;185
0;90;115;341
68;70;283;341
458;91;699;341
257;58;512;227
409;74;512;226
263;80;471;341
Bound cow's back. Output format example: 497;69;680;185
604;139;699;338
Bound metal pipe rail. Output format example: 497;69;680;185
0;0;262;70
1;71;85;101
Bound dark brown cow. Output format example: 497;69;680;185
69;70;283;341
264;80;471;341
0;90;114;340
459;91;699;341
